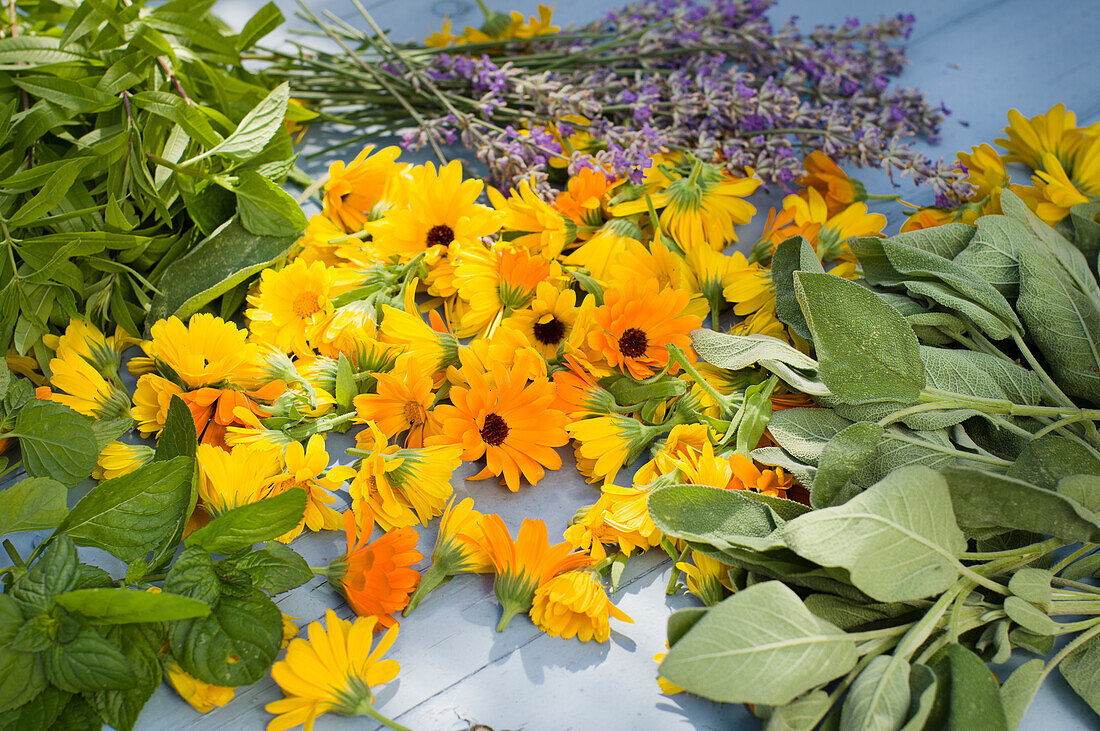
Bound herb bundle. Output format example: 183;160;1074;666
0;0;313;368
652;188;1100;726
268;0;967;201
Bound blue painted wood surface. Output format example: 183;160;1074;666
6;0;1100;728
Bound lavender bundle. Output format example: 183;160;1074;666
270;0;969;201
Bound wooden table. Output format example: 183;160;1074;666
6;0;1100;728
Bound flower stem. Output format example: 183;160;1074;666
359;702;412;731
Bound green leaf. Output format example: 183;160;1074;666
335;353;357;411
169;588;282;686
771;236;824;341
197;82;290;162
1007;434;1100;490
12;77;119;114
12;615;57;653
1060;632;1100;717
85;624;162;731
47;694;99;731
942;466;1100;543
154;395;197;461
164;547;221;605
660;581;859;705
1068;199;1100;274
763;690;831;731
690;330;830;396
900;664;939;731
1000;658;1044;731
928;644;1008;730
146;218;296;325
131;90;221;148
803;594;921;631
0;36;87;68
11;400;97;486
237;2;285;51
1002;597;1058;636
233;170;308;237
953;216;1026;299
839;655;911;731
0;477;67;536
1007;568;1052;609
220;542;312;596
766;408;854;465
53;588;209;624
45;627;135;693
186;489;306;555
793;272;924;404
1058;474;1100;514
667;607;708;648
780;466;966;601
810;421;884;508
647;482;793;554
0;646;46;714
11;535;79;616
59;456;195;562
0;685;69;728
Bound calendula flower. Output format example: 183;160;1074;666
46;318;126;375
530;569;632;642
676;551;730;606
371;160;503;297
634;423;714;485
1018;144;1100;225
452;243;554;337
430;362;569;491
166;659;235;713
996;104;1084;173
310;302;383;360
93;441;153;481
266;609;403;731
654;646;684;695
729;453;794;497
323;145;405;233
405;497;493;613
130;374;185;437
562;220;640;282
545;115;601;172
503;282;582;361
567;415;666;485
348;421;461;531
605;236;694;294
565;482;664;560
425;18;460;47
266;435;353;541
378;305;460;379
488;180;568;258
798;151;865;215
447;327;547;389
45;345;130;419
196;443;282;518
296;214;349;267
899;205;959;233
353;353;435;446
556;166;613;228
143;314;259;390
764;188;886;262
476;514;591;631
957;143;1009;204
179;384;281;450
247;259;343;356
324;511;421;625
551;363;619;420
589;279;701;380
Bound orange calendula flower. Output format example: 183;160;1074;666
322;145;405;233
729;453;794;497
405;496;493;613
476;514;591;631
429;363;569;491
530;569;633;642
798;151;865;216
556;166;613;228
325;511;422;625
353;352;435;446
266;609;402;731
166;659;235;713
451;243;555;337
589;280;701;380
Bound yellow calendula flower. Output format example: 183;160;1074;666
266;435;354;541
996;104;1085;174
196;443;282;518
452;243;555;337
247;259;340;357
565;481;666;561
530;569;633;642
425;18;460;48
93;441;153;481
634;423;713;485
353;352;435;446
371;160;504;297
45;345;130;419
503;282;581;361
295;214;348;267
266;609;402;731
568;415;666;485
405;496;493;613
47;318;125;376
1018;141;1100;225
676;550;731;606
348;421;462;531
130;373;186;438
323;145;405;233
143;314;259;390
166;659;235;713
957;143;1008;208
310;302;383;361
488;180;568;258
605;235;694;294
378;305;460;379
721;252;773;318
654;645;684;695
562;219;641;282
767;188;886;262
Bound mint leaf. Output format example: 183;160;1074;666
11;400;97;486
0;477;67;536
53;588;209;624
185;488;306;555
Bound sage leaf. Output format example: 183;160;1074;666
169;588;282;686
1068;199;1100;273
185;488;306;555
219;542;312;596
793;272;924;404
1058;474;1100;514
1003;597;1058;636
839;654;911;731
648;482;794;553
900;664;938;731
942;466;1100;543
0;477;67;536
660;581;859;705
999;658;1044;731
764;690;831;731
810;421;884;508
1059;632;1100;717
59;456;194;562
780;466;966;601
1007;434;1100;490
803;594;922;631
953;216;1026;299
1007;568;1052;609
45;627;135;693
927;644;1008;730
53;588;209;624
771;236;824;341
690;330;830;396
751;447;818;489
765;407;853;464
11;400;97;486
667;607;708;647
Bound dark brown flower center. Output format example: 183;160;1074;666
532;317;566;345
426;224;455;247
480;412;509;446
618;327;649;358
